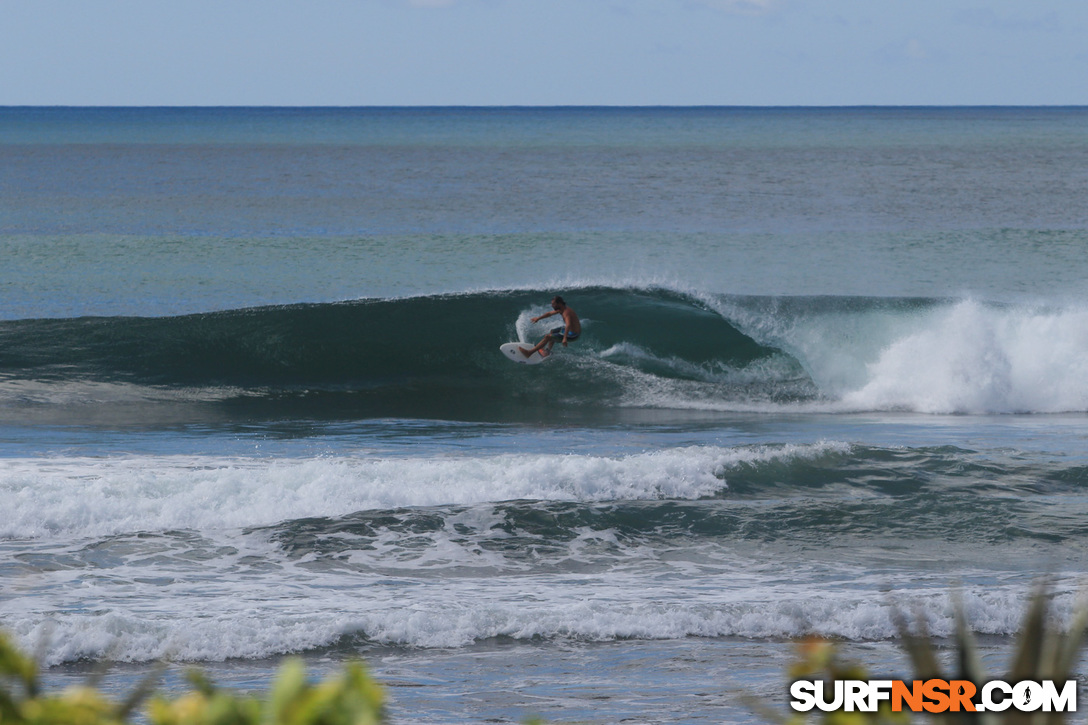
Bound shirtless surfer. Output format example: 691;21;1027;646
520;296;581;358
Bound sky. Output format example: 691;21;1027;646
1;0;1086;106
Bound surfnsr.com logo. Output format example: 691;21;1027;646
790;679;1077;714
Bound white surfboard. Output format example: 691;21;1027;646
500;342;549;365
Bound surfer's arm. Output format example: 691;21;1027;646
531;310;559;323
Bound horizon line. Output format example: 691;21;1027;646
3;103;1087;110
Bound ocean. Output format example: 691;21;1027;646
3;106;1088;723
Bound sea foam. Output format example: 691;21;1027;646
6;577;1071;666
713;295;1088;414
0;443;848;539
840;301;1088;413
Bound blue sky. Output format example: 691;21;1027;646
2;0;1086;105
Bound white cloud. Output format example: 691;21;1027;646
686;0;778;15
874;37;945;65
406;0;779;13
955;8;1064;33
904;38;928;60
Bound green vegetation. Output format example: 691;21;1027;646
0;631;385;725
772;585;1088;724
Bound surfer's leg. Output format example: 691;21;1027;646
536;327;565;357
519;336;549;357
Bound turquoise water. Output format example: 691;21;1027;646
3;107;1088;723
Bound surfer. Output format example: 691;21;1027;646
520;296;581;358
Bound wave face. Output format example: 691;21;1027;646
4;287;1088;421
0;287;810;422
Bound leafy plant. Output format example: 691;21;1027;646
769;584;1088;724
0;630;385;725
891;584;1088;725
749;636;908;725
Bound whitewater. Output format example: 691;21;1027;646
3;106;1088;724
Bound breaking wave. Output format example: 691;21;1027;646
2;286;1088;420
